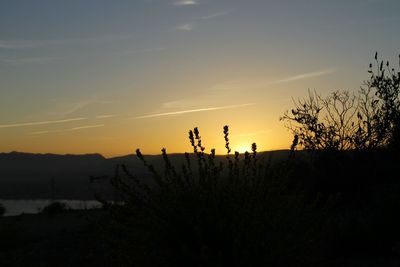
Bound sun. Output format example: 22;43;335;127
233;144;251;154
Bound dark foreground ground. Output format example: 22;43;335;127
1;151;400;266
0;210;109;267
1;210;400;267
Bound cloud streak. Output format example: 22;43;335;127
30;124;104;135
0;57;61;64
70;124;105;131
176;23;194;31
0;117;87;129
57;98;113;116
0;34;135;50
134;103;256;119
201;9;235;19
206;69;334;92
270;69;335;84
0;40;39;49
123;47;165;55
96;115;115;119
174;0;198;6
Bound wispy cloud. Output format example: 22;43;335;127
201;9;235;19
30;130;52;135
30;124;104;135
134;103;256;119
0;40;39;49
0;34;135;50
270;69;336;84
173;6;233;32
207;70;335;92
174;0;198;6
161;96;228;110
96;115;115;119
162;99;196;109
70;124;105;131
366;0;389;3
0;42;14;49
123;47;166;55
0;117;87;129
208;80;242;91
176;23;194;31
0;57;61;64
60;99;113;116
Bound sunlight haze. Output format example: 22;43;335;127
1;0;399;157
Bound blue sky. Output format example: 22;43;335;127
0;0;399;156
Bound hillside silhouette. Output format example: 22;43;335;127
0;150;293;199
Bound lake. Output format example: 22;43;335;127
0;199;102;216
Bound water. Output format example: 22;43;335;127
0;199;102;216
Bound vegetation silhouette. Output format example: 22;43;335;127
1;53;400;266
0;203;5;216
40;201;70;217
100;126;302;266
98;53;400;266
281;52;400;152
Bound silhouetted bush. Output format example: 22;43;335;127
99;53;400;266
281;53;400;151
366;53;400;150
100;126;319;266
0;203;5;216
41;201;69;216
100;130;400;265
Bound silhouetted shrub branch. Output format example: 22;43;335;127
99;53;400;266
281;53;400;151
101;126;315;266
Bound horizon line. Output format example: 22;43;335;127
0;148;292;159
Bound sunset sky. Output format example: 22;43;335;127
1;0;399;157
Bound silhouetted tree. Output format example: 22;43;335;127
281;53;400;151
365;52;400;150
281;89;358;150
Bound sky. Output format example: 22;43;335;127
0;0;399;157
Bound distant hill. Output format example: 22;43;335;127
0;151;105;170
0;152;109;199
0;150;293;200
